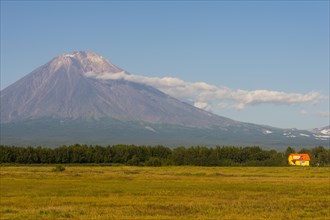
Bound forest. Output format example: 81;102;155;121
0;145;329;166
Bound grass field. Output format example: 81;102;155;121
0;165;329;220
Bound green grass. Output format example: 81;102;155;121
0;166;329;219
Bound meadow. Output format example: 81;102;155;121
0;165;329;220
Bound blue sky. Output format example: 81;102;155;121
1;1;329;129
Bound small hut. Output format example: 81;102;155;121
288;154;310;166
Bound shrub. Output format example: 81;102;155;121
127;155;140;166
52;165;66;172
145;157;162;167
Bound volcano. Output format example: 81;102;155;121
1;51;233;127
1;51;328;149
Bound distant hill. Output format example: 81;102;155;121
1;51;328;149
309;125;330;140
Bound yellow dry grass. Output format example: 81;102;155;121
0;166;329;219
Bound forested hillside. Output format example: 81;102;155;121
0;145;329;166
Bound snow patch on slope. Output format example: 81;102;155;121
283;132;296;138
320;129;330;135
145;126;157;133
262;129;273;135
299;133;310;137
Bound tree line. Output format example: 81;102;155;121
0;145;329;166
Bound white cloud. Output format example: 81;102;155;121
300;109;309;115
316;111;330;117
193;102;210;111
85;71;327;111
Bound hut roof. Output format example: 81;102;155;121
289;154;310;161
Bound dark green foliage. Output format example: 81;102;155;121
285;146;296;158
127;155;141;166
145;157;162;167
310;146;330;166
0;145;328;166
